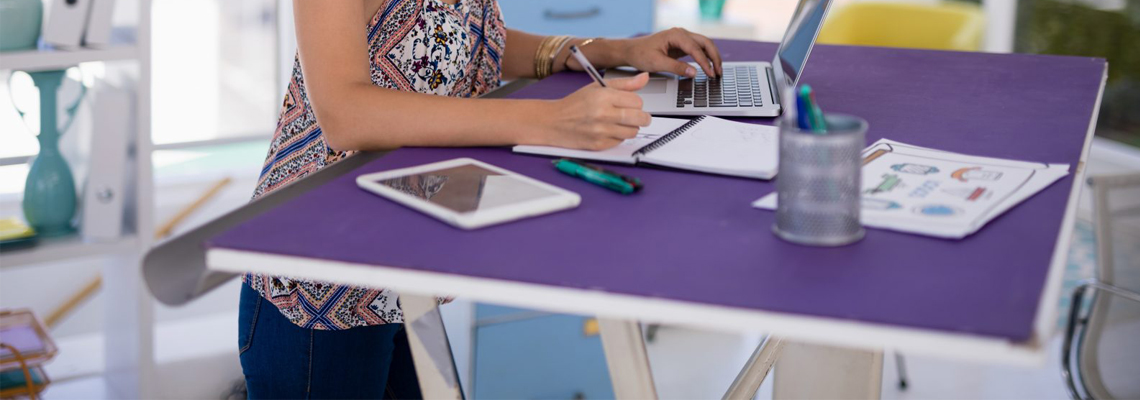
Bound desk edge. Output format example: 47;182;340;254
208;247;1048;367
1029;64;1108;343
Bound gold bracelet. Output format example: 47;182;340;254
548;36;574;76
537;35;571;78
534;36;557;78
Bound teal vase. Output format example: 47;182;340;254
0;0;43;52
22;70;80;237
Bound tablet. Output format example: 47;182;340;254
356;158;581;229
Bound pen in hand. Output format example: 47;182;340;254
570;45;607;87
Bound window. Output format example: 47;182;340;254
1015;0;1140;148
150;0;279;145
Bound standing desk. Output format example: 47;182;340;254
144;39;1107;399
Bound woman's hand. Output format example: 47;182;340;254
533;73;653;151
618;28;724;79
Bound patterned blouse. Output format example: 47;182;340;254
244;0;507;330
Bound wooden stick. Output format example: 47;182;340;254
45;177;233;329
44;276;102;329
154;177;232;239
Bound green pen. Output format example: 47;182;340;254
797;86;816;131
553;159;640;195
807;88;828;133
799;85;828;134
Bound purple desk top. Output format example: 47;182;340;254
211;40;1105;342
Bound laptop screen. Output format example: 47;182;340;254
776;0;833;88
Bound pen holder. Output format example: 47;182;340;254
773;114;867;246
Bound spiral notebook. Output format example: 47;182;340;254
513;116;779;179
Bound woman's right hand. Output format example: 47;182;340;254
536;73;653;151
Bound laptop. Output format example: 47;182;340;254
606;0;834;117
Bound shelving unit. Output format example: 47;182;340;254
0;235;138;270
0;0;155;397
0;45;138;72
0;28;141;72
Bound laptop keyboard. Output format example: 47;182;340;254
677;66;765;108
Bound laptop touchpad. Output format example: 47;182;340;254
639;78;668;95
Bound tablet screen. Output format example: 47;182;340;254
372;164;563;213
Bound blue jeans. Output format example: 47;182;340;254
238;283;422;399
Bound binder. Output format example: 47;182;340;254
81;80;132;242
83;0;117;47
43;0;93;48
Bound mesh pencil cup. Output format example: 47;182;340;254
773;114;867;246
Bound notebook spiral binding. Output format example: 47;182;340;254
633;116;708;156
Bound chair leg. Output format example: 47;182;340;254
895;352;909;390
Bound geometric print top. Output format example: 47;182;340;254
243;0;506;330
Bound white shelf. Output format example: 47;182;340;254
0;28;140;72
0;45;138;72
0;234;138;269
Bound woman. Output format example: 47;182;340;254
239;0;724;397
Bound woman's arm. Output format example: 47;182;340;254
293;0;650;152
502;28;725;81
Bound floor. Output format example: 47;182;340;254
34;326;1075;399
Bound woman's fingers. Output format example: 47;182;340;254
670;31;716;78
688;32;724;76
601;78;650;126
607;107;651;128
605;72;650;91
602;124;641;140
659;58;698;79
556;74;652;151
609;90;644;109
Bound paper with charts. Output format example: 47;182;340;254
753;139;1071;239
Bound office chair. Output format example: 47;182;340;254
1062;172;1140;399
817;1;985;52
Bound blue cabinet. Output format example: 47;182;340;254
473;304;613;399
497;0;655;38
473;303;534;320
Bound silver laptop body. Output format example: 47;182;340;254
609;0;834;117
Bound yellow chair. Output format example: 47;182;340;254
817;1;985;51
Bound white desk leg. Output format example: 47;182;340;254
773;341;883;400
401;294;463;400
598;318;659;399
723;336;786;400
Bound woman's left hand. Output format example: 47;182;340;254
618;28;724;79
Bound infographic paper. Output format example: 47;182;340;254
754;139;1071;239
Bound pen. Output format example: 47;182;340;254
796;86;813;131
570;45;607;87
553;159;642;195
806;87;828;133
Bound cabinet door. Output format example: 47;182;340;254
474;314;614;399
474;303;535;321
497;0;655;38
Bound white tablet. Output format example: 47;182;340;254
356;158;581;230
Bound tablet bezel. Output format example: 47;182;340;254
356;158;581;230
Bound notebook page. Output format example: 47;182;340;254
639;117;779;179
512;117;688;164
